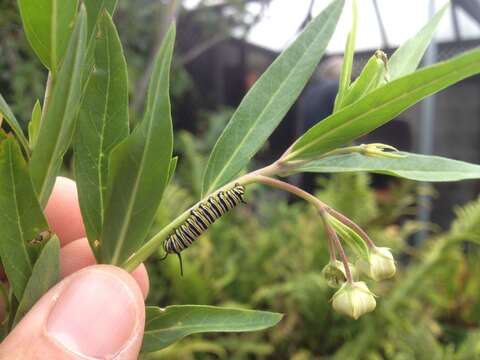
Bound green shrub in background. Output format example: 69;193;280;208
1;0;480;357
0;0;46;124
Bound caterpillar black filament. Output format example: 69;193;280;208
162;183;246;275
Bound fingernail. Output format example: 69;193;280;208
47;270;138;358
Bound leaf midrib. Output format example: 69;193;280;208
110;130;150;264
292;58;479;158
204;5;339;195
145;322;272;334
110;55;168;264
97;21;113;231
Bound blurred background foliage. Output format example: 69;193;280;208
0;0;271;126
2;0;480;358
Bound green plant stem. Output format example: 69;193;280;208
327;224;337;262
121;162;280;271
320;213;339;262
322;212;353;282
40;72;54;126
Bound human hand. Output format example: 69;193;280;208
0;177;149;359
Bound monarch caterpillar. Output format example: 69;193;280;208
162;183;246;275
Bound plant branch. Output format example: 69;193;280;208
27;71;55;155
249;175;325;205
121;162;280;271
40;72;54;125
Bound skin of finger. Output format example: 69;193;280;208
44;177;149;296
44;177;86;247
0;265;145;360
60;238;150;298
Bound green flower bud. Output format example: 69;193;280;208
374;49;390;82
322;260;357;288
357;247;396;281
332;281;376;319
360;143;405;159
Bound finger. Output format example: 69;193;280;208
60;238;150;298
0;265;145;360
44;177;86;247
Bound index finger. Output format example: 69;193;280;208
44;177;86;247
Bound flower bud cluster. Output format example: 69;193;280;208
321;214;396;320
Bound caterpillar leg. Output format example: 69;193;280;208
159;252;168;261
177;252;184;276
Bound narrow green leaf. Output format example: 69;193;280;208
12;236;60;326
102;25;175;265
389;3;449;80
142;305;283;353
83;0;118;38
28;100;42;150
167;156;178;185
0;93;30;153
82;0;119;97
334;0;358;112
29;8;88;207
288;47;480;160
75;11;129;256
0;136;49;301
295;152;480;182
202;0;344;196
340;52;385;109
17;0;79;72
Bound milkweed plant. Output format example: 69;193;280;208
0;0;480;353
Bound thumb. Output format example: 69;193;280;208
0;265;145;360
